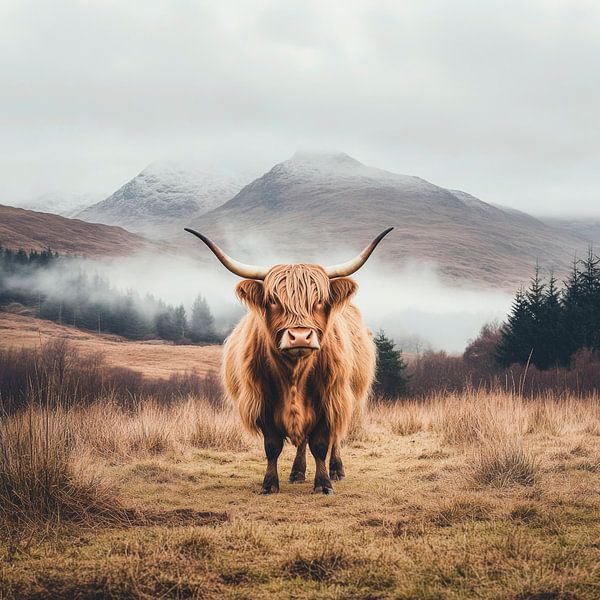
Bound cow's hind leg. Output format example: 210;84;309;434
329;440;345;481
260;423;284;494
289;440;307;483
309;420;334;495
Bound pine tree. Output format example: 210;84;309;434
189;294;216;342
156;306;180;341
579;247;600;351
540;273;568;367
562;250;600;356
562;257;585;359
373;330;410;399
496;287;534;367
174;305;187;340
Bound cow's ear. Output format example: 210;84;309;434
329;277;357;308
236;279;264;310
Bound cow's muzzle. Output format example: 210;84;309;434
279;327;320;357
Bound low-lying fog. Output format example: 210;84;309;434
81;250;513;354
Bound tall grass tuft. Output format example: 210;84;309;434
470;438;538;487
428;391;539;487
0;406;124;531
185;398;251;452
431;391;526;446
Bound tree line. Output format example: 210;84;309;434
497;249;600;370
374;249;600;399
0;247;220;343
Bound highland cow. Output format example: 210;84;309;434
185;227;392;494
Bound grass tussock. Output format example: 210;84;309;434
72;398;251;458
0;396;250;533
0;406;124;531
470;438;538;487
431;391;526;446
284;537;349;581
430;497;492;527
526;400;566;436
384;401;427;436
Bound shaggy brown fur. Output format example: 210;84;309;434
222;264;376;493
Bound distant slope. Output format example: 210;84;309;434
540;217;600;249
0;311;222;379
77;161;241;236
0;204;157;256
13;192;103;218
186;152;587;288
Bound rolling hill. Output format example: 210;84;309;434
0;204;159;256
540;217;600;249
77;161;242;237
0;311;222;379
186;152;588;288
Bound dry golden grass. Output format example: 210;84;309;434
0;312;222;379
1;391;600;599
0;406;126;531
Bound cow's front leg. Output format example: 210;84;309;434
329;440;345;481
288;439;307;483
260;422;284;494
309;419;333;495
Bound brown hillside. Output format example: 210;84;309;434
0;311;222;379
0;204;159;256
185;153;588;289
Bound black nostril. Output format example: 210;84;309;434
289;331;296;341
306;330;312;340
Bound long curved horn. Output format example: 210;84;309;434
324;227;394;278
184;228;269;280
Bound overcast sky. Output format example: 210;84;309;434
1;0;599;216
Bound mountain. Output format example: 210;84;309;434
539;217;600;249
186;152;588;288
77;161;241;236
0;205;160;256
14;192;103;218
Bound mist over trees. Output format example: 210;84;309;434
189;294;217;342
0;247;220;343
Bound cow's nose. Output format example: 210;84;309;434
280;327;320;352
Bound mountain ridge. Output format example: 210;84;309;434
186;152;588;288
77;161;242;236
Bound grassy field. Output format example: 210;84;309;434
0;311;222;379
1;392;600;599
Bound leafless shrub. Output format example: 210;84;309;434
407;327;600;398
0;341;223;413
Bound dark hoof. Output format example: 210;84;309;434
314;485;334;495
330;472;345;481
288;471;306;483
260;484;279;495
